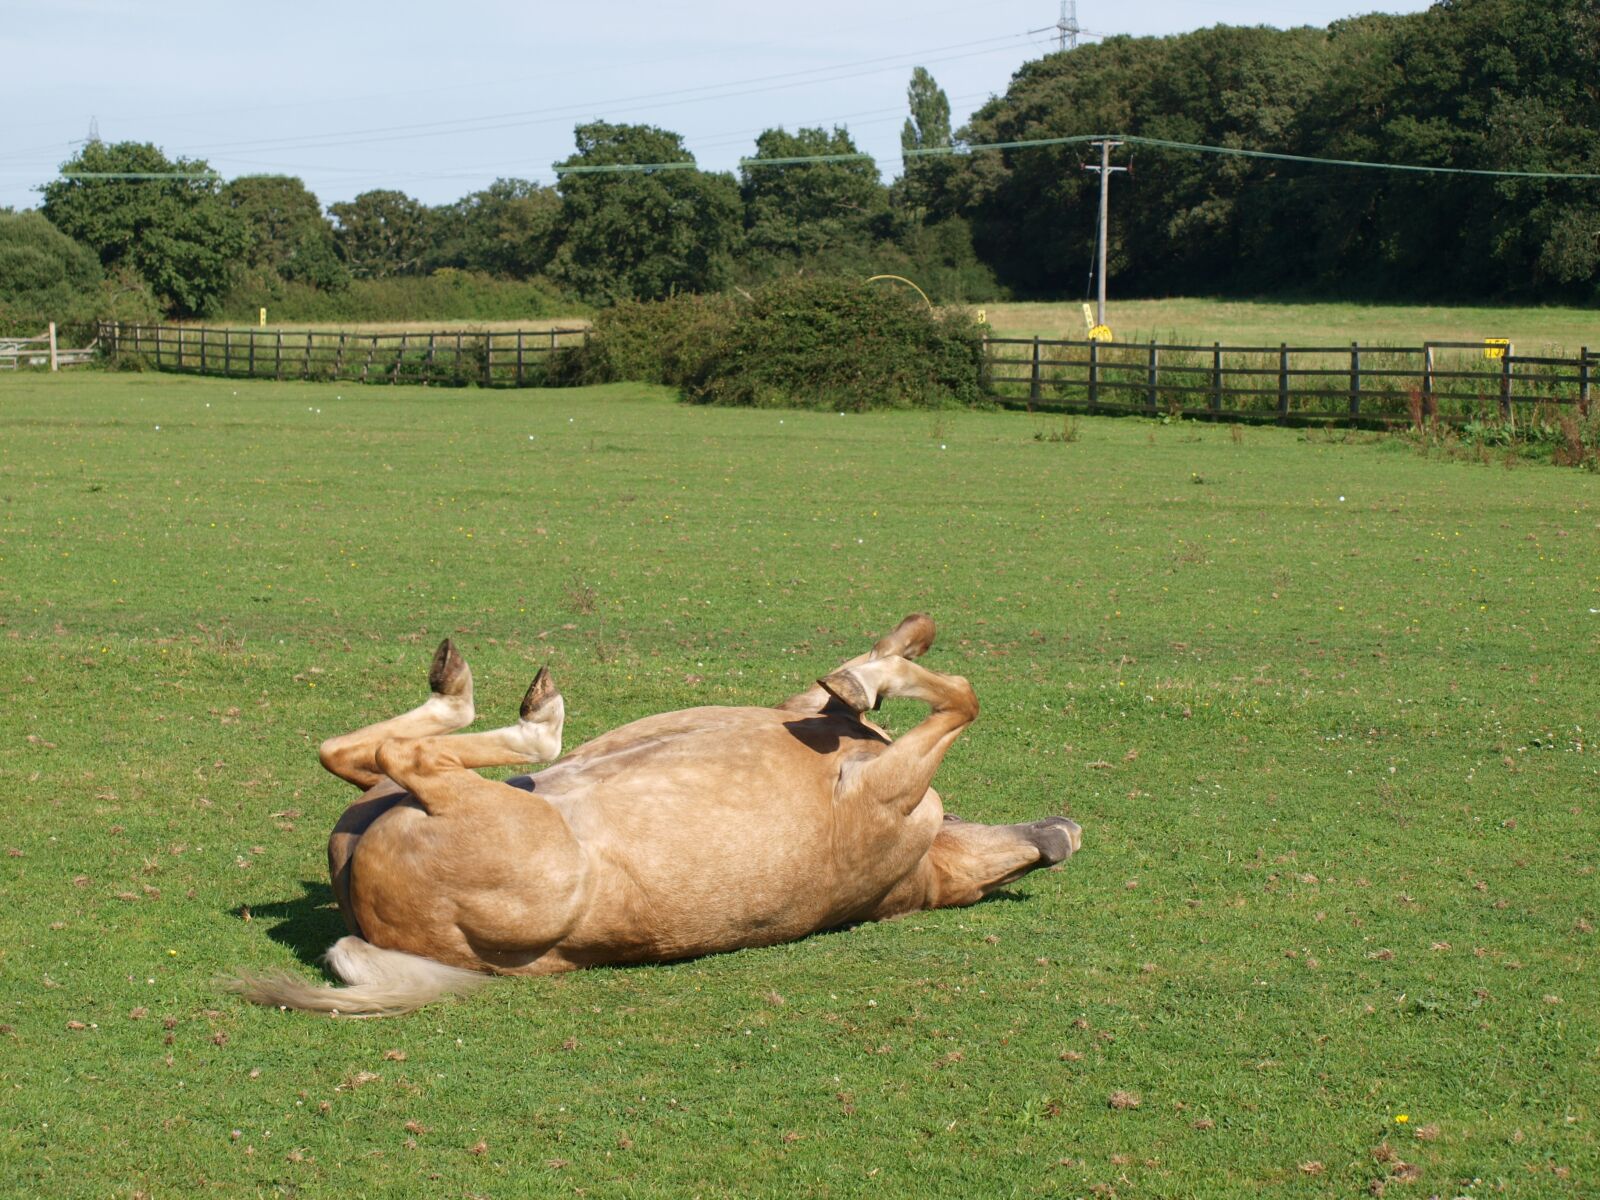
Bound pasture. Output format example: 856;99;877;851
981;299;1600;356
1;372;1595;1197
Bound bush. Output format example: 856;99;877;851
548;292;737;388
556;276;988;410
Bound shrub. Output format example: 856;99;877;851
557;276;988;410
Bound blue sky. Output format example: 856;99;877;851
1;1;1434;211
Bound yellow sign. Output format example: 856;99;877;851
1483;338;1509;360
976;309;987;325
259;307;267;328
1082;303;1096;333
1088;324;1114;343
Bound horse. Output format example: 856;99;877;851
232;615;1081;1014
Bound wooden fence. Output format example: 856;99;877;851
99;322;590;387
1;323;98;371
94;322;1598;426
983;335;1596;425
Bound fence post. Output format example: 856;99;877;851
1422;344;1434;401
275;331;283;379
455;331;464;380
200;328;208;375
176;326;184;372
1580;347;1591;417
1146;341;1159;414
1088;339;1100;412
1277;343;1290;423
1499;342;1514;426
1027;336;1041;408
427;333;437;385
48;322;58;371
483;333;494;387
335;333;346;379
516;331;525;386
304;331;312;380
1349;342;1361;422
394;333;409;382
1211;343;1222;413
247;329;255;377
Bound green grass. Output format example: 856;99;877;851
983;298;1600;356
1;372;1596;1197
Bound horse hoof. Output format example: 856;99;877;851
521;667;560;719
1030;817;1082;864
429;639;470;698
818;669;873;713
873;613;936;661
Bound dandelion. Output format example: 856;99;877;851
1394;1113;1409;1124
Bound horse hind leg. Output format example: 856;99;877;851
326;667;562;937
372;668;565;811
319;639;476;790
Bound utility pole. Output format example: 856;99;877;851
1082;138;1126;327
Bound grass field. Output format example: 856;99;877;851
2;372;1596;1197
981;299;1600;355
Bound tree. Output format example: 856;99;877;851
550;122;740;303
223;175;346;290
432;178;561;278
897;67;961;221
329;189;434;279
40;141;245;316
740;126;890;272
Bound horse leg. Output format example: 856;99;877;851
816;654;978;816
371;667;565;813
866;815;1083;919
318;639;476;790
361;675;585;969
777;613;937;713
327;655;561;936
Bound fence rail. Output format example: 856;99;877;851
99;322;590;387
982;335;1594;425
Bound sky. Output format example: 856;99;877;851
0;0;1436;212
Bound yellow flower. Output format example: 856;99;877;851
1394;1114;1409;1124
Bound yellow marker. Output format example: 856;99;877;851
976;309;987;324
259;307;267;328
1082;303;1096;333
1483;338;1509;360
1089;324;1114;343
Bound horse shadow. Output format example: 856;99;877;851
239;881;345;969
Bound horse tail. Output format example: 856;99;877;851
227;936;489;1017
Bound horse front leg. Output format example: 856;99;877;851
865;814;1083;919
817;653;978;816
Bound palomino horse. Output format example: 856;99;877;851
233;615;1082;1014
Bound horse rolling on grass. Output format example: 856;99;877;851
231;615;1083;1015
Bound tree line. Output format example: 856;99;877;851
4;0;1595;327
